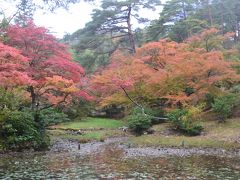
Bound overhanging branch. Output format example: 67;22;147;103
39;93;69;111
120;86;168;120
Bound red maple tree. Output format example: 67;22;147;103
0;42;32;88
4;21;90;110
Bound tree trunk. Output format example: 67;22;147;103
237;22;240;41
203;0;213;26
220;0;224;34
28;86;37;110
207;0;213;26
181;0;187;20
127;6;136;54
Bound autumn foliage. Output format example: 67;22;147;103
0;42;32;87
0;21;94;150
91;32;240;109
2;21;90;109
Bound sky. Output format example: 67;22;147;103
1;0;163;38
34;1;96;38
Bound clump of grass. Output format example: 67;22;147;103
78;138;91;143
82;131;106;140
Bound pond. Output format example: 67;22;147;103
0;139;240;179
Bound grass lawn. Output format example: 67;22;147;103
129;118;240;150
130;134;240;149
51;117;125;130
49;117;240;149
48;117;127;143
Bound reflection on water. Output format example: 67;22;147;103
0;145;239;179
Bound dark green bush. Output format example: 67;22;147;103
181;121;203;136
128;113;151;135
167;109;203;136
168;109;188;128
104;104;125;118
131;106;165;124
205;93;215;110
0;110;49;151
212;94;237;121
39;108;70;126
64;99;93;119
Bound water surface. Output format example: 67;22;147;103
0;141;239;179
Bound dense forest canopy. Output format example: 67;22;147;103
63;0;240;72
0;0;240;150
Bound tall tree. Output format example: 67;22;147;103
67;27;119;73
145;0;208;42
14;0;36;24
4;21;90;114
77;0;161;54
65;0;161;74
211;0;240;40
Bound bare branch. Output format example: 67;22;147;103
120;86;168;120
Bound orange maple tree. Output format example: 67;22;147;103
91;36;240;109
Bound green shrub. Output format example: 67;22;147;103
64;99;93;119
104;104;125;118
130;107;144;115
131;106;165;124
0;110;49;151
168;109;188;128
167;108;203;136
231;85;240;94
0;88;26;111
128;113;151;135
39;108;70;126
212;94;237;121
181;121;203;136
